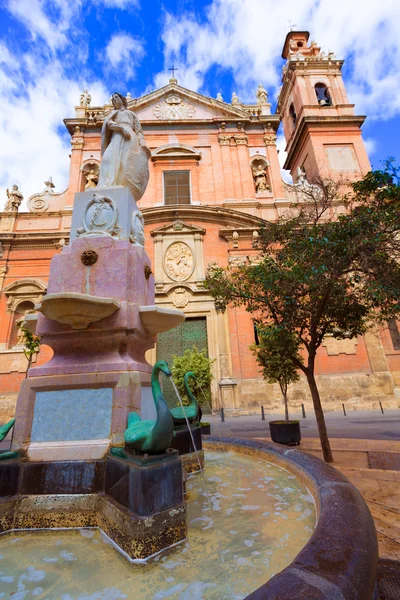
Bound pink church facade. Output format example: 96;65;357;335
0;31;399;421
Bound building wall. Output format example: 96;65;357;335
0;70;399;420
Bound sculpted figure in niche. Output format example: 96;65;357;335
252;161;270;192
84;169;99;189
98;92;151;202
5;184;23;211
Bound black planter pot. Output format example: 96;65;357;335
200;424;211;435
269;420;301;445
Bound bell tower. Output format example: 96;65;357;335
277;31;371;182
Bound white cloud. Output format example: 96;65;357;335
276;134;292;183
100;0;140;7
6;0;81;51
105;33;145;78
363;138;377;158
157;0;400;119
0;53;108;207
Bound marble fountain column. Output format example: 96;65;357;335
0;93;188;561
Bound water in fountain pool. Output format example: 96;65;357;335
0;451;316;600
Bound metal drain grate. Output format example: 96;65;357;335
377;559;400;599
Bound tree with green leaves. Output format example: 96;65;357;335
251;326;301;422
171;346;215;408
206;161;400;462
16;320;41;376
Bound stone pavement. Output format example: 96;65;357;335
259;436;400;564
206;408;400;441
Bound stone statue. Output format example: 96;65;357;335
98;92;151;202
5;184;23;211
252;162;270;192
84;169;99;189
296;167;307;186
15;316;26;346
231;92;239;104
216;92;223;102
130;209;145;246
256;83;268;104
80;88;91;107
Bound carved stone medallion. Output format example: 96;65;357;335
164;242;194;281
153;96;196;120
172;287;189;308
76;193;119;238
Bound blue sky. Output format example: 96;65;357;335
1;0;400;202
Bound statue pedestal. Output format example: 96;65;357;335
169;426;205;475
12;187;185;461
0;452;187;562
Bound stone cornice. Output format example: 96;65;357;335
64;82;282;135
141;205;266;229
283;115;366;171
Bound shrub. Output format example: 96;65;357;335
171;346;215;408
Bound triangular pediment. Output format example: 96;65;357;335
150;220;205;236
129;83;251;122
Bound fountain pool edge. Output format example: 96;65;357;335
204;437;378;600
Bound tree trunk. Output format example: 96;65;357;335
279;381;289;422
283;391;289;423
306;371;333;463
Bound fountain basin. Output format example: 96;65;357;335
204;437;378;600
37;292;121;329
0;439;378;599
139;304;185;334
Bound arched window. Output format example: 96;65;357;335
289;103;297;126
315;83;332;106
8;300;35;348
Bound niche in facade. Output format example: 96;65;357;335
250;157;271;193
81;161;100;191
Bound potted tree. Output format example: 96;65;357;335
252;326;301;445
171;346;215;435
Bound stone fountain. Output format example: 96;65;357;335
0;92;189;561
0;92;380;598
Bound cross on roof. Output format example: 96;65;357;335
169;65;178;79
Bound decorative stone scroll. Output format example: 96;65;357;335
164;242;194;281
76;193;120;239
263;133;277;145
153;96;196;120
218;133;248;146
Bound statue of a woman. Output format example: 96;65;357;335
98;93;151;202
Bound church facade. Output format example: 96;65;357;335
1;31;399;421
